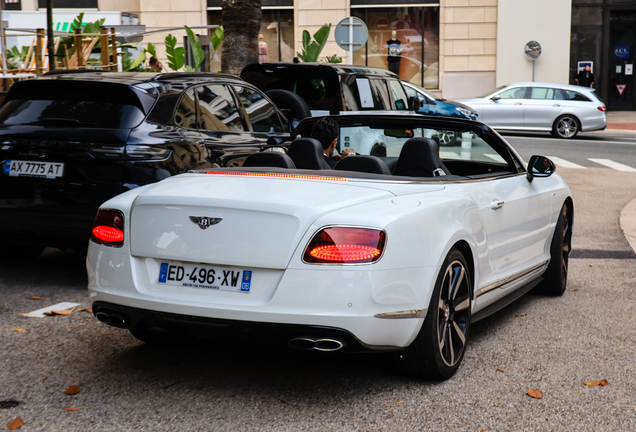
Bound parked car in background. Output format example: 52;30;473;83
0;72;294;258
241;62;416;119
456;82;606;138
401;81;476;145
88;112;572;380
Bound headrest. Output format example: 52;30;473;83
287;138;331;170
392;137;450;177
242;151;296;169
334;155;392;175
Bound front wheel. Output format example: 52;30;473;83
552;115;579;139
536;203;572;296
395;248;472;380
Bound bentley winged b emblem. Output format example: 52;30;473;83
189;216;223;229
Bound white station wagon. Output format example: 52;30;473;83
457;82;606;138
87;113;573;380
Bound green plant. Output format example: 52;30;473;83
297;23;331;63
165;34;185;71
322;53;342;64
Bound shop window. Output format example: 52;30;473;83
352;7;439;89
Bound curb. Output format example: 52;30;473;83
620;197;636;254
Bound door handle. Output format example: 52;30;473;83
553;104;561;107
514;102;523;105
491;200;505;210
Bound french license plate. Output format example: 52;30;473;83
158;262;252;293
4;160;64;178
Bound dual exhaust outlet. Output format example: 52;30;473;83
95;311;130;328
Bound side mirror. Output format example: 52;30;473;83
527;155;555;182
409;96;421;111
491;94;501;101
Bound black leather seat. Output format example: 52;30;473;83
242;151;296;169
392;137;450;177
287;138;331;170
334;155;392;175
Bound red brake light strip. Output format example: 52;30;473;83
206;172;348;182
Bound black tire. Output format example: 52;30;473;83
551;115;579;139
265;89;312;121
395;248;472;380
536;203;572;296
437;130;458;146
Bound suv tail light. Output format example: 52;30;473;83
91;209;125;247
303;227;386;264
598;106;606;112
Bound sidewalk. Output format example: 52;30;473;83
606;111;636;132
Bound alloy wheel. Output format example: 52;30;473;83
437;259;471;367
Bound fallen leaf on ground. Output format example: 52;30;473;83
588;264;594;267
496;368;506;373
64;385;81;395
516;314;527;317
79;308;93;313
6;417;24;430
64;407;80;411
527;389;543;399
45;309;73;316
26;296;42;300
279;399;293;405
584;379;609;387
14;328;26;332
397;401;404;404
571;289;579;292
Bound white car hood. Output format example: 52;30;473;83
128;173;443;269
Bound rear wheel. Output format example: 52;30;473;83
552;115;579;139
437;130;458;146
396;248;472;380
537;203;572;296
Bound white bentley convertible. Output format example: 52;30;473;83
87;113;572;380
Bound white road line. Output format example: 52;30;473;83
484;153;506;162
546;156;586;169
588;158;636;172
440;151;459;159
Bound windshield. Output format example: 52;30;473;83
0;82;148;129
479;85;508;99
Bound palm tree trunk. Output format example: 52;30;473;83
221;0;261;76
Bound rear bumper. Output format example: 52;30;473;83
87;245;437;349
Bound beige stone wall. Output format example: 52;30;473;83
441;0;497;98
295;0;349;62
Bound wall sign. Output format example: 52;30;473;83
616;84;627;96
615;46;630;58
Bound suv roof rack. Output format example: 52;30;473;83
152;72;241;81
43;69;116;76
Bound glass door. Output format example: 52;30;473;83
608;10;636;110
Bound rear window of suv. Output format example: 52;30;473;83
0;81;150;129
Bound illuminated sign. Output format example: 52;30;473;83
615;46;630;58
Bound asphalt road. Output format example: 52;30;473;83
2;141;636;431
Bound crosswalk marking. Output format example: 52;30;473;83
546;156;586;169
588;158;636;172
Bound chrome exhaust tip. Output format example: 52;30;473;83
95;311;130;328
288;336;347;352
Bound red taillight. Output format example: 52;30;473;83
91;209;124;247
303;227;386;264
598;106;606;112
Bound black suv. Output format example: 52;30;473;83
0;72;294;257
241;63;415;117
